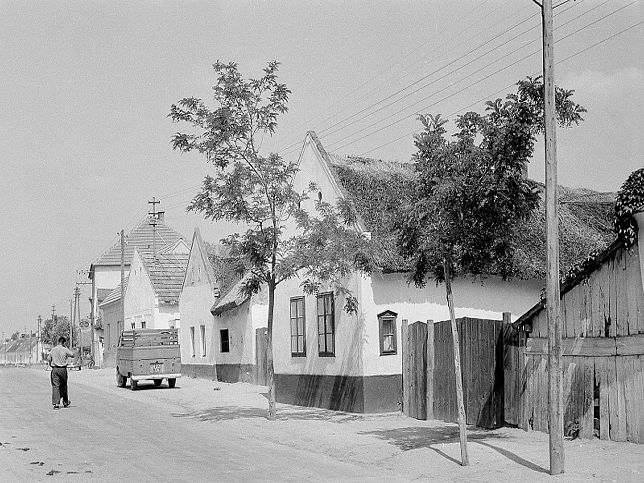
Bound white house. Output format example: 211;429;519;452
88;212;185;366
269;131;615;413
99;241;189;367
179;229;268;382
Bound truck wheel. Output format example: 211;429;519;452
130;378;138;391
168;378;176;388
153;379;162;387
116;369;126;388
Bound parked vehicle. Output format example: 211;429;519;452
115;329;181;390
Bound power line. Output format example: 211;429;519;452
358;20;642;158
278;0;587;159
324;0;634;153
275;0;510;154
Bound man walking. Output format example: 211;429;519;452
48;336;75;409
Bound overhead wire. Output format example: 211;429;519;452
358;19;643;158
324;0;632;154
278;0;586;159
275;0;513;154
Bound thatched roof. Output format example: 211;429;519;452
204;242;249;315
328;154;615;279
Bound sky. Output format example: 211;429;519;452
1;0;642;336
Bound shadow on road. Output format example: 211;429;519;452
172;405;365;423
359;426;548;474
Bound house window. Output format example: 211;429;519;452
190;326;195;358
131;322;135;329
220;329;230;353
317;292;335;356
378;311;398;355
290;297;306;356
200;325;206;357
141;321;146;329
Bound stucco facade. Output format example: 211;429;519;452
271;132;543;413
179;229;269;382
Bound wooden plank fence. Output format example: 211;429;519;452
403;316;509;429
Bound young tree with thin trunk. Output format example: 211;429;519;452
169;61;372;419
398;77;584;466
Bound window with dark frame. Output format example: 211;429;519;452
317;292;335;356
189;326;195;357
200;325;206;357
290;297;306;356
220;328;230;353
378;310;398;355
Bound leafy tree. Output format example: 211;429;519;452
398;77;585;465
10;331;19;341
170;61;372;419
615;167;644;248
41;316;78;348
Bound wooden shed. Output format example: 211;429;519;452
511;239;644;443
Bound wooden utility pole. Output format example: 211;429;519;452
148;197;161;263
539;0;565;474
120;229;126;339
69;298;73;347
37;315;41;363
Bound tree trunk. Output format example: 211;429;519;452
444;261;469;466
266;282;277;420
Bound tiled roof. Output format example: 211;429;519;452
141;252;189;305
5;338;37;353
99;282;126;308
96;288;113;304
91;216;185;267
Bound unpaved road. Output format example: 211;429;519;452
2;366;644;482
0;367;387;481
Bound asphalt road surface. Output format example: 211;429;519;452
0;367;386;482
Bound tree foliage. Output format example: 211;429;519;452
41;316;77;347
399;77;586;284
615;167;644;248
170;61;373;418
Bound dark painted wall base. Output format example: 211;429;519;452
182;363;258;384
275;373;402;413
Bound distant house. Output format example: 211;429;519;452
2;336;40;365
269;131;615;413
99;242;189;367
88;213;185;366
179;229;268;383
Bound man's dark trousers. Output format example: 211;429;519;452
51;367;69;406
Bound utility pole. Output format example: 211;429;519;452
148;197;161;263
69;298;73;348
51;305;56;323
37;315;42;363
120;229;126;340
534;0;564;474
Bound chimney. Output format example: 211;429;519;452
634;211;644;292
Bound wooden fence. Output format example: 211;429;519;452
513;243;644;443
255;328;268;386
403;316;509;429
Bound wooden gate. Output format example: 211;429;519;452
433;317;506;429
255;327;268;386
403;316;509;428
402;320;428;419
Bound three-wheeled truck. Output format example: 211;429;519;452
116;328;181;390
